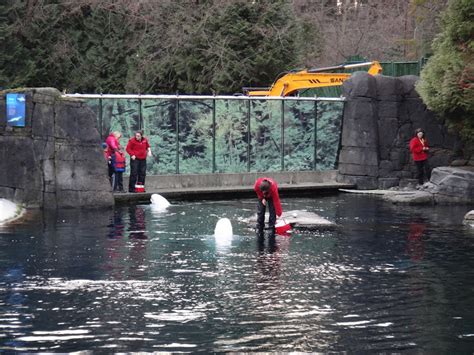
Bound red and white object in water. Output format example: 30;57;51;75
275;219;291;235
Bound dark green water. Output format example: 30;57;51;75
1;194;473;352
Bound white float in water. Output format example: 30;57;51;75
214;218;233;247
150;194;171;211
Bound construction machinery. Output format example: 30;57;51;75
244;61;382;97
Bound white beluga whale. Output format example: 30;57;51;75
150;193;170;212
214;218;233;248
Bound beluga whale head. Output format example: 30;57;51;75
150;194;171;212
214;218;233;248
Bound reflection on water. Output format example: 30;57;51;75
406;221;426;262
0;195;473;352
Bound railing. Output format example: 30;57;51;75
65;94;345;175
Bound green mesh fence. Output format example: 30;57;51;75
301;59;426;98
83;96;344;175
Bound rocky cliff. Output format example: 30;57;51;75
0;88;113;208
337;73;468;189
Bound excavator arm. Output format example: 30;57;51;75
246;61;382;97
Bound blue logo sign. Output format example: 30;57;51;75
6;93;26;127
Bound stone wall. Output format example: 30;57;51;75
0;88;114;208
337;73;467;189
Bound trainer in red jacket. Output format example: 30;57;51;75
254;177;282;236
409;128;430;185
126;131;152;192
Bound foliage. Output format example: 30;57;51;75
0;0;310;95
1;1;456;94
416;0;474;143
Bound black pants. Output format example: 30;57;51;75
108;162;114;186
112;171;123;192
129;158;147;192
256;198;276;235
415;159;430;185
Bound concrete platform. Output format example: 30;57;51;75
247;209;336;230
114;182;354;204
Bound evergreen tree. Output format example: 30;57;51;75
416;0;474;143
129;1;312;94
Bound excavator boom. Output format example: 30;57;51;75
246;61;382;97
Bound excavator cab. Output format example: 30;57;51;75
244;61;382;97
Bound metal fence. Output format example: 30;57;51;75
65;94;345;175
379;58;428;77
304;58;428;97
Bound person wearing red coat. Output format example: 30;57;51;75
409;128;430;185
254;177;282;236
126;131;152;193
105;131;125;192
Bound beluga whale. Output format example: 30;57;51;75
150;193;171;212
214;218;233;247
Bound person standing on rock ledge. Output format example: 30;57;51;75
254;177;282;237
409;128;431;186
106;131;125;192
126;130;152;193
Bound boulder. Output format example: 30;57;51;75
342;72;377;99
399;75;420;98
375;75;403;101
426;167;474;204
384;167;474;205
378;177;399;189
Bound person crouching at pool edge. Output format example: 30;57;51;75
254;177;282;237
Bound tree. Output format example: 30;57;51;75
416;0;474;143
151;0;311;94
410;0;449;58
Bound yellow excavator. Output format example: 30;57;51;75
244;61;382;97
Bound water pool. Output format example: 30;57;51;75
0;194;473;352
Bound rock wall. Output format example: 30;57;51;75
338;73;467;189
0;88;114;208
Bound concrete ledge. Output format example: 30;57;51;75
140;170;340;190
114;181;354;204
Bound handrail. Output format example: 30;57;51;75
63;93;345;102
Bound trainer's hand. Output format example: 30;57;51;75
262;198;266;206
131;155;136;160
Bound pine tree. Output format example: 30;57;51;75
416;0;474;143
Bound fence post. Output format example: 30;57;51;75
247;99;251;173
281;99;285;171
314;100;318;171
212;97;216;173
99;95;103;139
138;96;142;130
175;98;180;174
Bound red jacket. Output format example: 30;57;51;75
254;177;282;217
409;137;429;161
126;137;150;160
105;133;120;158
